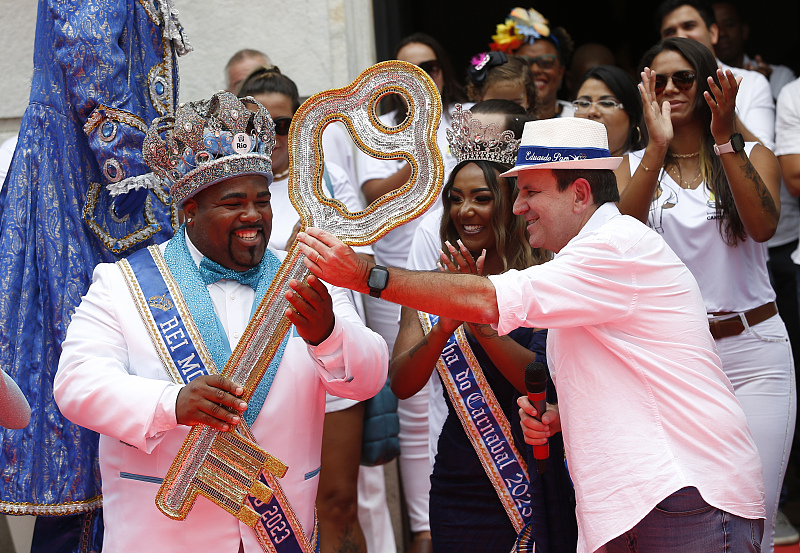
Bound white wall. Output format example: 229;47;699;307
0;0;376;142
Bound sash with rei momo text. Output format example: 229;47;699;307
117;235;315;553
419;313;532;533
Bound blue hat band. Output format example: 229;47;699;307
516;145;611;167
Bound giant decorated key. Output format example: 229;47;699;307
155;60;443;551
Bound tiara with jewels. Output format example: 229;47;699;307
446;104;521;166
143;91;276;206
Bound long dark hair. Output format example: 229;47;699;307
238;66;301;113
577;65;645;153
384;33;467;125
639;37;745;245
439;101;541;271
440;160;536;272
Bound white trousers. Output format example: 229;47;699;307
716;314;797;553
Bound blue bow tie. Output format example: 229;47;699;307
198;257;262;289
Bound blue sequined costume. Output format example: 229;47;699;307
0;0;188;521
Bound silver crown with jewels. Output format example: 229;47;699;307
143;91;276;206
446;104;521;166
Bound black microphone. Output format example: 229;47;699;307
524;362;548;474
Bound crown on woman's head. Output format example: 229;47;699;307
143;91;276;206
446;104;520;166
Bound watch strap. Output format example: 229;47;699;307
713;133;744;156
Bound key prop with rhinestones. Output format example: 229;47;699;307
156;60;443;531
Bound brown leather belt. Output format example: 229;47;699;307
708;301;778;340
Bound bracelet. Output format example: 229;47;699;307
640;162;658;173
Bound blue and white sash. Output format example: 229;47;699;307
419;313;532;533
118;229;316;553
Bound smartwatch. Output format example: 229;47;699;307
367;265;389;298
713;133;745;155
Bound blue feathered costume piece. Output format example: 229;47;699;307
0;0;189;547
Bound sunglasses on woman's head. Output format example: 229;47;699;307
417;60;442;77
273;117;292;136
653;71;696;94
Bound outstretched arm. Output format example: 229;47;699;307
296;228;500;324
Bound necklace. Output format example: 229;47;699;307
273;168;289;180
668;150;700;159
667;165;702;189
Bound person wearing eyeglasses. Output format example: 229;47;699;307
236;66;394;553
489;8;574;120
572;65;645;157
615;37;792;553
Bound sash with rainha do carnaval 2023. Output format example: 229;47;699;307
419;312;533;533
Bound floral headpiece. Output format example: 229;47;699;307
467;51;508;86
143;91;276;206
446;104;520;166
490;7;552;54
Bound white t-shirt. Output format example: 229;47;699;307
629;144;775;312
490;203;765;553
267;162;372;256
322;123;357;191
356;104;465;268
775;78;800;265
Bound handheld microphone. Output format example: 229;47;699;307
524;362;548;474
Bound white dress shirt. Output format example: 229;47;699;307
489;203;764;553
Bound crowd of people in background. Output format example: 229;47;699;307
1;0;800;552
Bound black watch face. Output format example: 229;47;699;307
368;267;389;290
732;133;745;152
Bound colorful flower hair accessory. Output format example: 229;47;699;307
490;7;552;53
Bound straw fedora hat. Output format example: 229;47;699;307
501;118;622;177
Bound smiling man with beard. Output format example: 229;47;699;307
53;92;388;552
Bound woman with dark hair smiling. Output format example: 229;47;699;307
616;37;791;553
381;32;467;129
573;65;645;156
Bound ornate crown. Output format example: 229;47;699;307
143;91;276;206
446;104;520;166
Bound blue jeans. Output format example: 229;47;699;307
604;487;764;553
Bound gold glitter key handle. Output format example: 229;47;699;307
156;61;443;543
288;59;444;244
